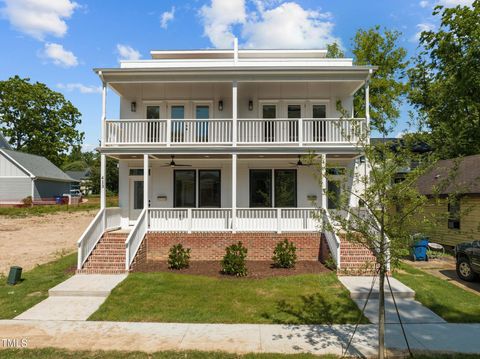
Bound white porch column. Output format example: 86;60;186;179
101;78;107;147
321;154;327;212
231;153;237;233
100;154;106;210
365;69;372;144
143;154;149;212
232;80;238;145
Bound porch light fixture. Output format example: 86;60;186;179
131;101;137;112
218;100;224;111
248;100;253;111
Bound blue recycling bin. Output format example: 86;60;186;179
412;238;429;261
55;196;62;204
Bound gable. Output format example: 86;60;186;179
0;152;29;177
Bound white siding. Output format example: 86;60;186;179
0;152;29;177
0;178;31;202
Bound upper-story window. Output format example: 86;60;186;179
287;105;301;142
146;106;160;119
448;197;461;230
262;104;276;142
312;104;327;142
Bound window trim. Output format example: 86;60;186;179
173;168;222;208
249;168;298;208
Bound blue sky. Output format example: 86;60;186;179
0;0;472;150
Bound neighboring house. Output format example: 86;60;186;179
77;43;376;273
417;154;480;248
0;148;78;205
66;169;92;195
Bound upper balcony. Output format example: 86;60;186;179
104;117;365;148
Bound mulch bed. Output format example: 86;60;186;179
132;260;330;279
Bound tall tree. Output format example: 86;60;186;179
90;155;119;195
326;42;344;58
408;1;480;159
0;76;84;166
352;26;409;133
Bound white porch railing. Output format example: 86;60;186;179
104;118;365;146
125;207;148;270
77;207;122;270
149;207;319;233
322;210;341;269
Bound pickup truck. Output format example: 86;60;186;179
455;240;480;282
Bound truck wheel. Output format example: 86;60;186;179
456;258;477;282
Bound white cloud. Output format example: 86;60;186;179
1;0;78;40
41;42;78;67
199;1;339;49
116;44;141;61
411;22;436;42
57;83;101;94
160;7;175;29
419;0;430;7
242;2;339;49
200;0;246;48
438;0;473;6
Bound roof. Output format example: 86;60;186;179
65;169;91;181
417;154;480;195
0;131;12;150
0;149;78;183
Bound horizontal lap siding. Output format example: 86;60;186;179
145;232;322;261
34;180;71;200
0;178;31;202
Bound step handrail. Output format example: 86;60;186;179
322;209;341;269
77;208;105;270
125;208;148;270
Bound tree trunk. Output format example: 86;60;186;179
378;264;386;359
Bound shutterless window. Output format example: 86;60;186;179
249;169;272;207
274;169;297;207
195;105;210;142
262;105;276;142
199;170;221;207
287;105;300;142
174;170;196;208
146;106;160;119
129;169;151;176
133;181;144;210
448;198;461;230
171;105;185;142
312;104;327;142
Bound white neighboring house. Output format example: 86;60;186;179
78;43;375;273
0;147;78;205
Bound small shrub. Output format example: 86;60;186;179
272;239;297;268
323;255;337;270
221;241;248;276
168;244;191;270
22;196;32;207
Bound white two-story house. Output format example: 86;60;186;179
77;41;375;274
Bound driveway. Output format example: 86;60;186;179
0;211;96;275
405;256;480;295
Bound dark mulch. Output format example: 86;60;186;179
133;260;330;279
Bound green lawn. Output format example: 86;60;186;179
0;196;118;218
89;271;367;324
393;263;480;323
0;253;76;319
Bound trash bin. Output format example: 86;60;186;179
55;196;62;204
412;238;429;261
7;266;22;285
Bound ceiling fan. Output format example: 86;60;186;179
161;155;192;168
289;155;311;167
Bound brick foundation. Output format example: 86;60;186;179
144;232;322;262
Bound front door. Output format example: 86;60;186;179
195;105;210;142
129;179;144;223
170;105;185;142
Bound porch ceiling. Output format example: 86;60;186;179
106;153;358;160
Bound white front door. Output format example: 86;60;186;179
129;178;144;223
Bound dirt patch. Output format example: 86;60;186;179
133;260;330;279
0;211;96;275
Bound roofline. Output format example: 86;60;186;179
0;149;35;178
35;176;79;183
150;49;329;54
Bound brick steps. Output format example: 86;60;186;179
339;240;376;275
77;231;128;274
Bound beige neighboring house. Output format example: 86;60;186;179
417;154;480;247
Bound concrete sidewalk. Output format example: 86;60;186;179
15;274;127;321
1;320;479;356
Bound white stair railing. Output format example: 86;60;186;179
322;210;342;269
77;207;122;270
125;208;148;270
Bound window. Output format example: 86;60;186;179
287;105;301;142
327;180;341;210
146;106;161;142
249;169;297;208
146;106;160;119
249;170;272;207
133;181;144;210
312;104;327;142
326;167;346;176
174;170;196;208
171;105;185;142
199;170;221;207
195;105;210;142
448;197;461;230
274;169;297;207
129;169;151;176
262;105;276;142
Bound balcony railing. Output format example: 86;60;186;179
148;207;320;233
105;118;365;147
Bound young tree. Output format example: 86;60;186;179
326;42;344;58
352;26;409;133
0;76;84;166
408;1;480;159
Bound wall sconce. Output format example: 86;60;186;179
248;100;253;111
131;101;137;112
218;100;224;112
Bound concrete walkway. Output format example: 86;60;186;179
15;274;127;321
1;320;479;356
